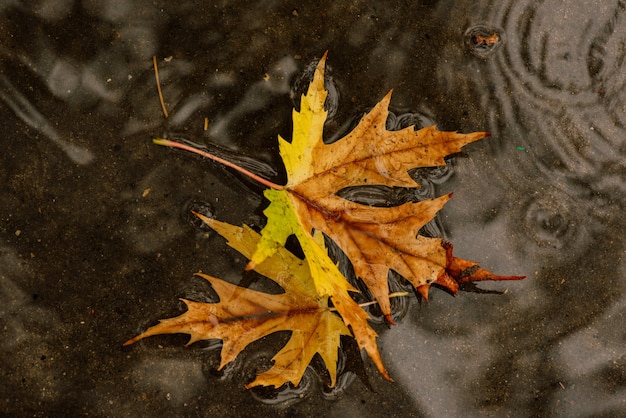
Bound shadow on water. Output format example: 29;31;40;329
0;1;624;416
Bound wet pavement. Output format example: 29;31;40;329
1;1;625;417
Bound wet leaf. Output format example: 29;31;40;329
140;52;524;387
124;218;351;388
250;52;522;329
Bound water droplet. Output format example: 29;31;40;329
516;184;602;259
524;200;571;249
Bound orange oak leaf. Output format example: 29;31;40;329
124;218;351;388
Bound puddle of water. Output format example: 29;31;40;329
1;1;624;416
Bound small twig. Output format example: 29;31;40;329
153;139;284;190
357;292;410;308
330;291;410;312
153;55;168;118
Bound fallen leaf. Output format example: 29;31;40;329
145;52;524;386
250;52;521;327
124;218;351;388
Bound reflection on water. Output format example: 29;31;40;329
483;0;626;180
1;0;624;416
0;73;94;164
425;0;626;415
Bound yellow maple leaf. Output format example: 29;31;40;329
124;217;351;388
249;53;491;322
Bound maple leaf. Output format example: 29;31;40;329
247;52;522;325
149;52;524;384
123;217;352;388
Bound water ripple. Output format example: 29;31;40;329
476;0;626;191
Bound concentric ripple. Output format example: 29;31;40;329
476;0;626;188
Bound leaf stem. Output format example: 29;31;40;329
330;291;410;312
153;138;284;190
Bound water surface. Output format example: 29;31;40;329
1;1;624;416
